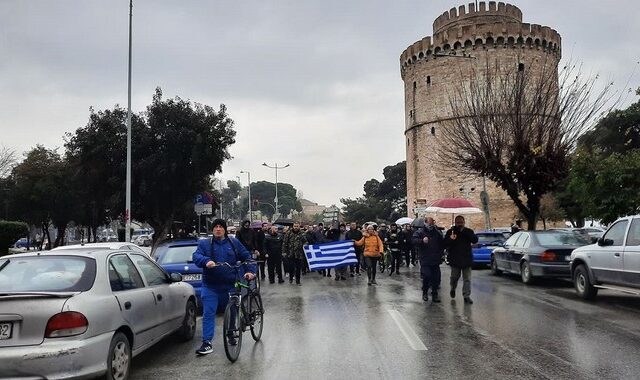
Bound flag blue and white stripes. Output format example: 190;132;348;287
303;240;358;271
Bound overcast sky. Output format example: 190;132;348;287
1;0;638;207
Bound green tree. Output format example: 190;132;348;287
11;146;75;248
565;149;640;224
248;181;300;220
133;88;235;245
65;107;146;241
341;161;407;223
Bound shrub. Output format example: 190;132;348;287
0;220;29;256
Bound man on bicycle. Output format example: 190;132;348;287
193;218;256;356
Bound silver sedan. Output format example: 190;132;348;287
0;247;197;379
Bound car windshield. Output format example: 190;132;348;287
536;232;590;246
157;245;197;264
477;234;506;244
0;256;96;292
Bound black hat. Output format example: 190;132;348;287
212;218;227;231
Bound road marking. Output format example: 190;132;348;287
387;309;427;351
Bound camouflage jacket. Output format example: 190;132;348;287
282;229;308;260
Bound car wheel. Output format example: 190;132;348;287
490;255;502;276
574;264;598;300
520;261;534;284
105;332;130;380
177;299;197;341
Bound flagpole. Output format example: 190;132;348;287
125;0;133;242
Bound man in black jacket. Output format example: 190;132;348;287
413;217;444;302
387;224;403;276
444;215;478;304
254;222;269;280
347;222;363;276
263;225;285;284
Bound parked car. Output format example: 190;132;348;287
472;231;508;266
13;238;29;249
0;247;196;379
570;215;640;300
491;230;591;283
52;242;150;256
152;239;203;307
133;234;152;247
550;227;605;243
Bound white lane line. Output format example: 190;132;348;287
387;309;428;351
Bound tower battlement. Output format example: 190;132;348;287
433;2;522;34
400;20;561;75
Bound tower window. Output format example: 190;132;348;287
431;127;436;135
407;138;410;146
426;76;431;86
413;81;417;89
518;63;525;72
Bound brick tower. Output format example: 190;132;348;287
400;1;561;229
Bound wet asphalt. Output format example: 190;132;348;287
129;265;640;380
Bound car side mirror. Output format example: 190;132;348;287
597;238;613;246
170;272;183;282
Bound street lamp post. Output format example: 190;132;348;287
125;0;133;242
240;171;251;220
262;162;290;218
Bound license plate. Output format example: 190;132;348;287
0;322;13;340
183;274;202;281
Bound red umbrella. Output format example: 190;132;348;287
425;198;483;214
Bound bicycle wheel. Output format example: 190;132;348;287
223;298;243;362
250;293;264;342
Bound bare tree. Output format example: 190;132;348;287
0;145;17;178
438;58;617;229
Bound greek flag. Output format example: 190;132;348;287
303;240;358;270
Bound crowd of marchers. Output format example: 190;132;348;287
231;216;479;304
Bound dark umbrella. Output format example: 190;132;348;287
411;217;425;228
273;218;294;227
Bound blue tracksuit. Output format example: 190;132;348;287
192;236;256;343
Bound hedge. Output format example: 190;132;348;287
0;220;29;256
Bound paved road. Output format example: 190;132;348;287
130;266;640;380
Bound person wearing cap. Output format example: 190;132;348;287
192;219;256;356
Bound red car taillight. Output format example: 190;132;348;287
45;311;88;338
540;251;557;262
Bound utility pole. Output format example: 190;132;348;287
125;0;133;242
240;171;251;220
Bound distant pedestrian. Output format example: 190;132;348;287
236;220;256;254
355;225;384;286
263;226;285;284
444;215;478;304
413;217;444;302
254;222;269;281
282;222;308;285
386;224;403;275
331;223;349;281
314;223;331;277
347;222;363;277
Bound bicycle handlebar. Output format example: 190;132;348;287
214;260;258;268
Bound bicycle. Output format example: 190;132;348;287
217;260;264;362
